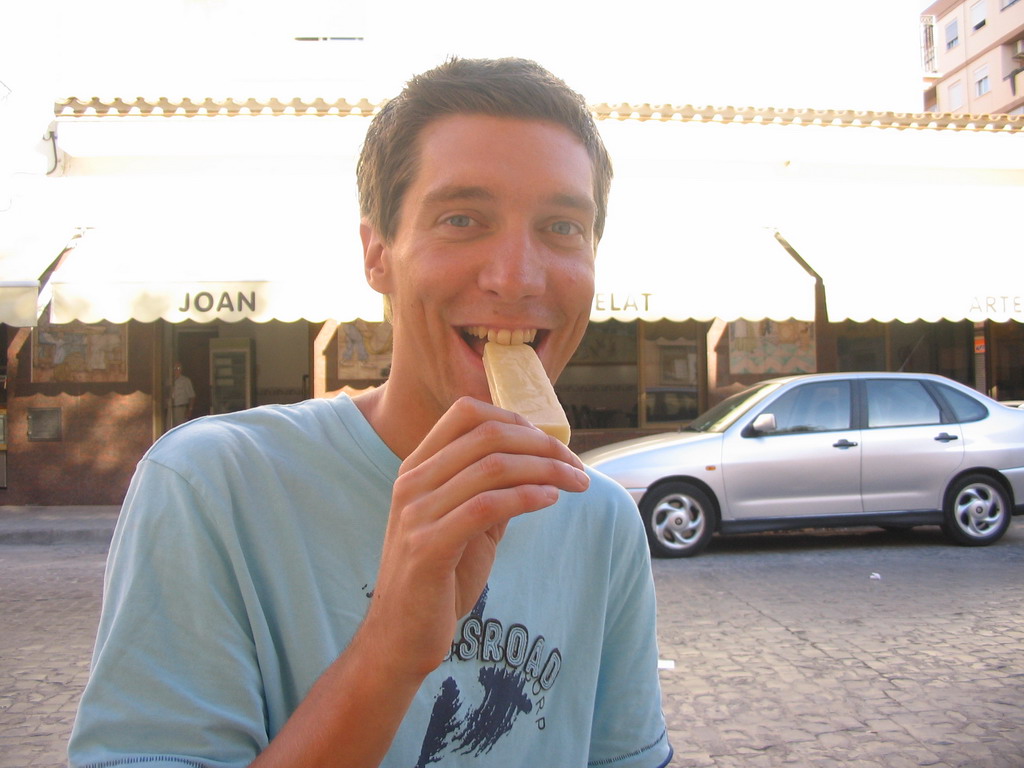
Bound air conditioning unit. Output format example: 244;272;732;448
1014;39;1024;60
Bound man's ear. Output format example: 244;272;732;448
360;220;392;294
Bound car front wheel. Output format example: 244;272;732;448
639;481;716;558
941;474;1011;546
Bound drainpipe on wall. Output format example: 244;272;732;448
1004;66;1024;97
771;230;835;372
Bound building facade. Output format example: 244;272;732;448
922;0;1024;113
2;98;1022;505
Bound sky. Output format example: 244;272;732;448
1;0;932;120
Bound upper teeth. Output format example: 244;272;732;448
465;327;538;345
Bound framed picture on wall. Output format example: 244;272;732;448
337;320;394;380
728;320;815;375
31;318;128;383
659;345;696;385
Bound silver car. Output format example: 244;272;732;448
581;373;1024;558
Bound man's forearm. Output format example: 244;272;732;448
250;620;425;768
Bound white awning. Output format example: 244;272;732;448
47;113;1022;328
592;119;819;323
48;222;384;324
48;220;815;326
0;215;76;327
42;162;818;326
593;115;1024;325
593;172;817;323
36;167;385;325
778;184;1024;323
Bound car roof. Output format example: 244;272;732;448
763;372;968;385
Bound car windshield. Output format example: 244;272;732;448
686;381;781;433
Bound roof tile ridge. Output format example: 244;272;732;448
52;97;1022;131
590;102;1022;131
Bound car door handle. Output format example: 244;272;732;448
832;439;858;449
934;432;959;442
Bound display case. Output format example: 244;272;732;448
209;338;255;414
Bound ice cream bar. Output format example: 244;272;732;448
483;341;571;445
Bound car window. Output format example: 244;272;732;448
934;383;988;423
688;381;779;432
866;379;941;428
759;381;851;434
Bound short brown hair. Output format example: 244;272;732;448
357;57;613;243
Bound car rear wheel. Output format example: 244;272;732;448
941;474;1011;546
639;481;716;558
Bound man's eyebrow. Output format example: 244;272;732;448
548;192;596;217
421;185;495;206
420;186;595;217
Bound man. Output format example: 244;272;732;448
69;57;672;768
168;361;195;426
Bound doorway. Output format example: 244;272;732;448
173;326;219;421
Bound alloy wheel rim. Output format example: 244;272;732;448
954;483;1004;537
652;493;705;550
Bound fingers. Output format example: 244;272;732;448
405;448;587;529
391;396;589;541
404;396;583;475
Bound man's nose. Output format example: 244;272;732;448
477;228;546;301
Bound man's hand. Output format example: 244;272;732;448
364;396;589;681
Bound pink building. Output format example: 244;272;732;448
922;0;1024;113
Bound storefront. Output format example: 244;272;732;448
2;99;1021;503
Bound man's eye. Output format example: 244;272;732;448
446;215;473;228
550;221;581;236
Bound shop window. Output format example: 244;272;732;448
641;320;702;426
27;408;62;441
836;322;886;371
990;322;1024;401
835;320;972;384
558;320;638;429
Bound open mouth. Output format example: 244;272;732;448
460;326;542;356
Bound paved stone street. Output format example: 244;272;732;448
0;541;106;767
1;515;1022;767
653;525;1024;767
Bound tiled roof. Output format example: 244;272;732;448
54;96;382;118
55;97;1024;132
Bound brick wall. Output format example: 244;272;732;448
2;322;156;506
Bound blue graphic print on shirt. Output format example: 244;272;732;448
414;586;561;766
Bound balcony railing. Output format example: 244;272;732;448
921;15;939;76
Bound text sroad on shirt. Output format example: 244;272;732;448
447;615;562;692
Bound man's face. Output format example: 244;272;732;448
364;114;597;420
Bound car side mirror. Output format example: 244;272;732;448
749;412;777;436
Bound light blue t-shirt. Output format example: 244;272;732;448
69;395;672;767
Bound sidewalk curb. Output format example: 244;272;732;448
0;506;120;547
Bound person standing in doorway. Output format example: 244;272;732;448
169;361;196;426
